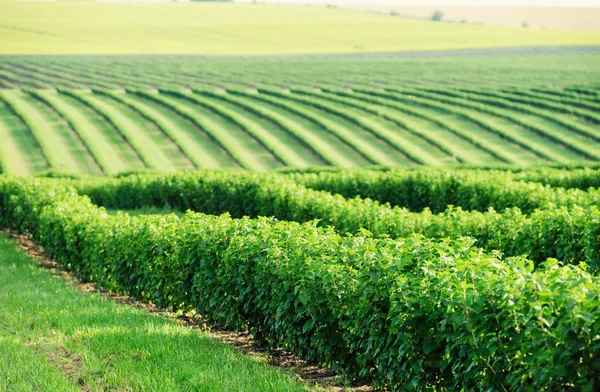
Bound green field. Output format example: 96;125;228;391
1;169;599;390
2;1;600;390
1;50;599;174
1;2;600;55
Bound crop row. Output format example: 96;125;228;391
1;86;599;175
0;176;598;390
59;171;600;271
2;51;599;90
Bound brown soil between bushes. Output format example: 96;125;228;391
2;229;375;392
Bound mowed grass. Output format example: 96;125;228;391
0;234;311;392
1;2;600;55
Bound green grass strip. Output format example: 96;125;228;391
291;87;465;165
327;88;518;164
450;88;600;144
256;88;408;166
199;89;351;167
26;90;115;175
0;234;310;392
227;89;371;167
188;90;310;168
59;89;176;171
0;90;83;173
94;89;202;170
148;90;273;171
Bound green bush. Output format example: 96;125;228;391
61;171;600;271
0;176;598;390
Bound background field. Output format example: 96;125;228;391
2;2;600;55
1;48;599;175
347;6;600;30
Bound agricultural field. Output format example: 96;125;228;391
2;2;600;55
1;1;600;390
1;168;599;390
1;49;600;174
345;6;600;30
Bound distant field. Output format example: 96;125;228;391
1;51;599;175
347;6;600;30
1;2;600;55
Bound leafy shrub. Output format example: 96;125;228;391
431;10;444;21
57;171;600;270
0;176;598;390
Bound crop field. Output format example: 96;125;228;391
1;1;600;390
1;167;599;390
2;2;600;55
1;49;600;174
346;6;600;30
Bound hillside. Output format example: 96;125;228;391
1;2;600;55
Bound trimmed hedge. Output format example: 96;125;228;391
290;169;600;214
0;177;599;390
62;171;600;271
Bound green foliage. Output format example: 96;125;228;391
291;169;599;214
0;176;598;390
56;170;600;270
431;10;444;21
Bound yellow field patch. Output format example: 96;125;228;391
1;2;600;55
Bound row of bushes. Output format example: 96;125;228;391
61;171;600;271
1;176;598;390
510;167;600;190
289;169;599;214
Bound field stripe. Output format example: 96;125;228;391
197;89;351;167
315;88;495;165
228;89;378;167
0;108;45;176
59;91;145;172
467;88;600;125
26;90;131;175
93;89;196;171
187;90;316;168
0;68;46;89
59;90;177;171
0;89;92;173
161;90;282;171
127;90;237;169
405;89;580;162
0;99;49;175
25;90;103;176
54;62;154;90
3;63;78;89
196;90;327;167
383;89;580;163
25;62;103;89
290;87;460;165
530;87;600;106
214;89;362;167
452;88;600;142
337;88;523;164
138;90;268;171
260;88;424;166
503;88;600;113
416;89;600;161
175;91;288;168
91;92;195;171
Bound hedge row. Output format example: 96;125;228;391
510;168;600;190
289;169;600;214
62;171;600;271
0;177;598;390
